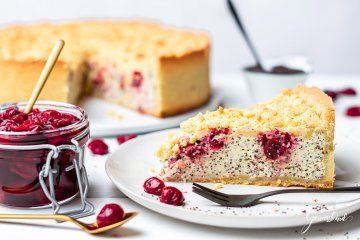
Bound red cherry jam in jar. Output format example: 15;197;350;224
0;101;90;207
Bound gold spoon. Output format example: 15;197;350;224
24;39;65;113
0;212;138;234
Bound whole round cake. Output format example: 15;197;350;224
0;21;210;117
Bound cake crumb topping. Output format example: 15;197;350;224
213;183;223;190
180;85;333;137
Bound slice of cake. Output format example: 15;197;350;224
0;21;210;117
156;85;335;188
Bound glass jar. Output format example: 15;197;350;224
0;101;90;208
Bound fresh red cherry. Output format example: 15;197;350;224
143;177;165;196
221;128;230;134
131;71;143;88
209;128;230;136
88;139;109;155
209;138;224;150
339;88;357;96
324;87;357;101
96;203;125;228
346;106;360;117
160;186;184;206
324;90;337;100
116;134;137;144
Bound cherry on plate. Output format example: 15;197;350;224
324;90;337;100
143;177;165;196
160;186;184;206
339;88;357;96
116;134;137;144
346;106;360;117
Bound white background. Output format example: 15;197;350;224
0;0;359;74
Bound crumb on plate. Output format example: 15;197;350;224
213;183;223;190
106;110;124;120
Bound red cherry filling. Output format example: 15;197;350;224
0;107;86;207
9;161;40;180
160;186;184;206
143;177;165;196
0;107;79;132
263;139;287;160
209;138;224;150
131;71;143;88
88;139;109;155
119;75;125;90
258;129;294;160
183;144;206;158
96;203;125;228
209;127;230;135
137;106;145;114
116;134;137;144
93;67;108;85
182;128;230;158
346;106;360;117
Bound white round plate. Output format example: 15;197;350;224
105;129;360;228
81;91;221;137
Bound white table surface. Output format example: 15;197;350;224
1;73;360;239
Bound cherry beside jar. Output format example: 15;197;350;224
0;101;90;208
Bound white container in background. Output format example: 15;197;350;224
243;57;312;103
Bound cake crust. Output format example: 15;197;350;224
292;85;335;124
0;60;73;103
156;47;210;117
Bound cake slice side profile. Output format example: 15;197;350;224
156;85;335;188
